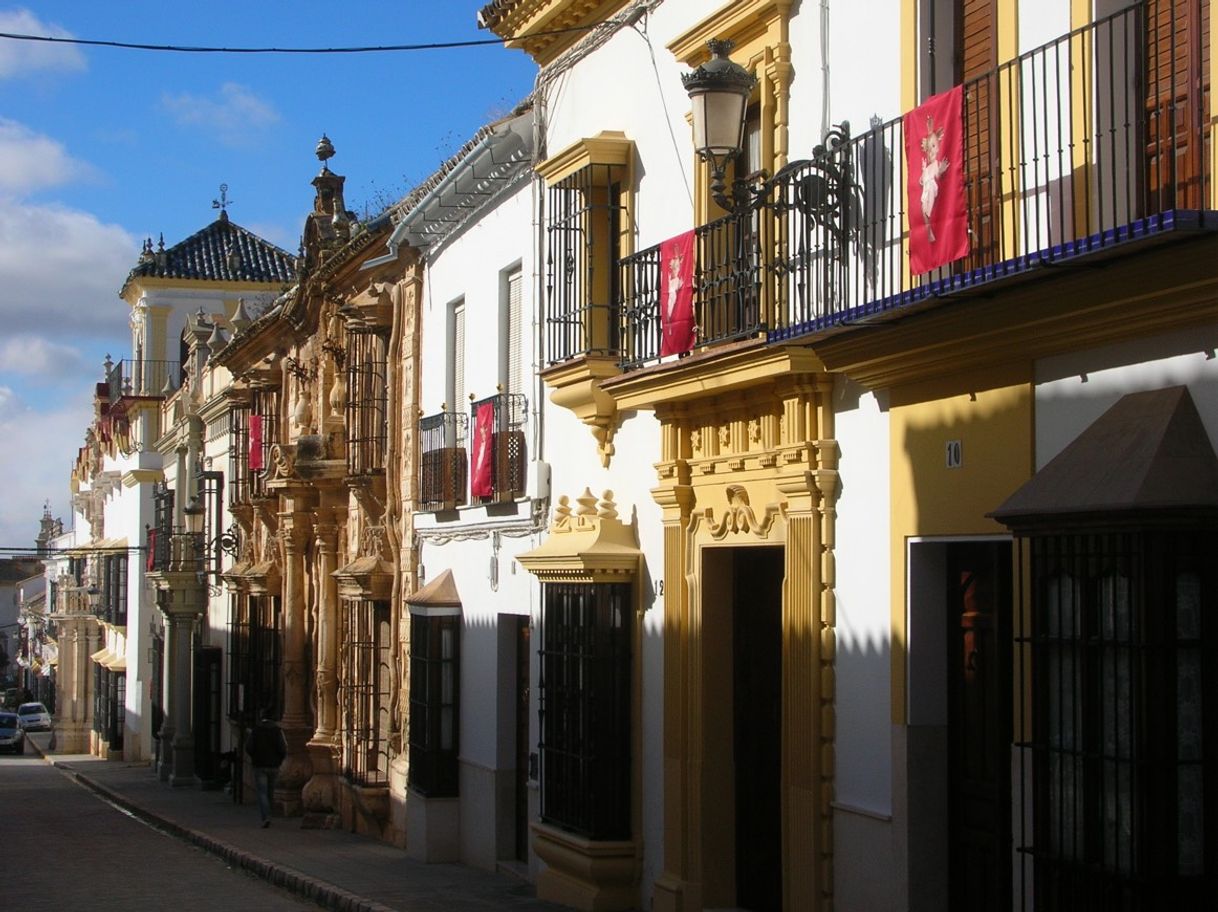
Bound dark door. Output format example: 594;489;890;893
193;646;223;783
733;546;785;911
946;541;1012;911
514;615;531;862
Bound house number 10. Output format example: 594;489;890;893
946;440;963;469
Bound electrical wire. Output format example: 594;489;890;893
0;21;606;56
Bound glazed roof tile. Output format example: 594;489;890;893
122;213;297;295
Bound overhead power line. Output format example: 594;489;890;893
0;21;604;55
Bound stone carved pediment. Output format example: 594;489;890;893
704;484;785;540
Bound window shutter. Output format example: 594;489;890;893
506;270;523;397
452;300;466;415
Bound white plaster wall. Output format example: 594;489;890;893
1034;324;1218;467
1020;0;1071;53
832;381;898;910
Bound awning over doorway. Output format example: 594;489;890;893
992;385;1218;530
406;569;462;617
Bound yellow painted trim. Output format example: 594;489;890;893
900;0;917;113
535;131;633;184
603;343;824;412
122;469;163;487
888;370;1033;725
666;0;792;64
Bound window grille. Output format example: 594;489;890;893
1015;528;1217;909
228;594;282;723
545;164;625;365
409;613;460;797
346;328;389;476
149;481;174;573
341;599;392;786
228;401;251;507
249;387;279;501
468;392;528;503
418;410;469;511
539;581;632;840
102;552;127;626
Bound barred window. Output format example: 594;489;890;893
468;392;527;503
342;599;392;786
1019;529;1217;909
249;387;279;501
228;401;251;508
228;594;281;723
93;666;124;750
418;410;468;511
346;328;388;477
409;613;460;797
102;552;127;626
544;163;626;365
539;582;631;840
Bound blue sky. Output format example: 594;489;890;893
0;2;537;549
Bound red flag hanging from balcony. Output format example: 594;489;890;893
659;229;696;356
904;84;969;273
471;401;495;498
249;414;263;472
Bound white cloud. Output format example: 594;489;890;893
0;335;87;375
0;387;91;549
0;117;96;196
0;197;135;337
160;82;281;147
0;9;87;79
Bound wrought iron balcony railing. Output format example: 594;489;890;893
469;392;528;504
145;527;204;575
619;2;1211;368
105;359;181;404
418;410;469;511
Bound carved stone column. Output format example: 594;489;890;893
302;511;341;823
276;513;314;814
151;570;205;786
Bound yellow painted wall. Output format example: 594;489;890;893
888;364;1033;722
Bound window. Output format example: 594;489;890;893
228;400;251;507
248;386;279;501
1019;529;1217;909
503;267;525;398
92;666;124;750
341;599;391;786
539;582;631;840
449;298;466;415
346;327;388;476
102;552;127;626
227;594;281;723
409;613;460;797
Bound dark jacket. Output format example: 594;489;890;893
245;719;287;768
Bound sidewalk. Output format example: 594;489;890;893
28;733;567;912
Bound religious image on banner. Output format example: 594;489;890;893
249;414;263;472
471;401;495;498
904;84;970;273
659;229;696;356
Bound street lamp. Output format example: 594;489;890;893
681;39;757;211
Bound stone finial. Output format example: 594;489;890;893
597;491;618;521
575;488;598;516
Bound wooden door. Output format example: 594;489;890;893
1145;0;1211;210
957;0;1000;270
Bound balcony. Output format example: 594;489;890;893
105;359;181;403
418;410;469;511
417;395;528;509
618;4;1213;370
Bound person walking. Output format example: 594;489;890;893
245;710;287;827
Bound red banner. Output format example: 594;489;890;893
146;528;156;572
659;229;696;356
249;414;263;472
470;402;495;498
904;85;969;274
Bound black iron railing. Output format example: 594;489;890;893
105;359;181;403
346;328;389;477
619;4;1211;367
418;410;468;511
468;392;528;503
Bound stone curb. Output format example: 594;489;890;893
33;739;395;912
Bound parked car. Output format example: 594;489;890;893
17;702;51;732
0;712;23;754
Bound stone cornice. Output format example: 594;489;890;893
667;0;793;64
535;131;633;185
